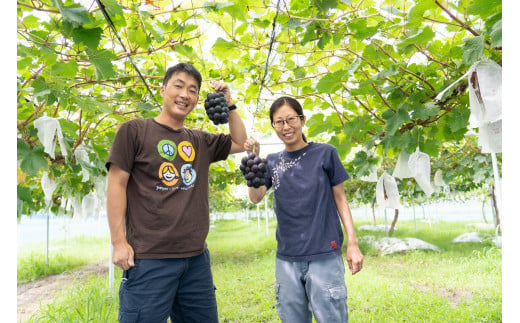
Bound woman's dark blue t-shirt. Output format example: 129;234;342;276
265;142;350;261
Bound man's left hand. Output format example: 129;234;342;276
210;81;234;107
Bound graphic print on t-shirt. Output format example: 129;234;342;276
156;139;197;190
181;164;196;186
158;162;180;186
178;141;195;162
157;139;177;161
272;152;307;191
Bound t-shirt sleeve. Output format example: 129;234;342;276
326;145;350;186
203;132;232;163
105;121;139;173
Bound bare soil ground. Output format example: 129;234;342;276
17;263;108;323
415;283;472;307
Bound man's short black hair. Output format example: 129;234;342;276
163;63;202;91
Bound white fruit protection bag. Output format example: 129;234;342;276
74;144;91;182
433;169;449;194
392;150;412;179
468;59;502;155
468;59;502;128
478;119;502;153
33;116;68;160
408;149;434;197
81;192;98;220
376;172;401;209
41;171;57;206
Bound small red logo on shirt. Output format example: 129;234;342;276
331;240;337;249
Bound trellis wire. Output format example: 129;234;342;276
95;0;162;110
250;0;282;136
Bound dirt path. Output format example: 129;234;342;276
17;263;109;322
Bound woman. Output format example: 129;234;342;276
245;96;363;323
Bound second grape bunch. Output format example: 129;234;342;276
240;153;267;188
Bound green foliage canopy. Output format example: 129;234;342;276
17;0;502;216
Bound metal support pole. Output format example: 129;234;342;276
491;152;502;221
412;198;417;234
46;212;50;266
257;204;260;230
384;209;388;236
265;197;269;235
109;243;114;291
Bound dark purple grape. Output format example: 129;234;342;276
240;151;269;187
205;92;230;125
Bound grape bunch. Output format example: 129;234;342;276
240;153;267;188
204;92;229;125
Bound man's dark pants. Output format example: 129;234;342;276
118;249;218;322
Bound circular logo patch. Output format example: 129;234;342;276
158;162;179;186
157;140;177;161
181;164;197;186
178;141;195;162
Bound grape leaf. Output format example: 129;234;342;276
316;70;349;93
468;0;501;18
51;0;90;27
71;26;103;49
490;19;502;48
86;48;117;80
51;61;79;79
17;140;31;161
18;185;35;209
128;27;150;49
398;27;435;49
407;0;436;28
384;107;410;135
421;139;440;157
412;102;440;120
348;19;380;40
462;36;485;66
20;147;48;176
315;0;338;12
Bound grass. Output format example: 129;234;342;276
17;235;110;284
348;219;501;322
26;274;119;323
209;220;279;322
20;218;501;322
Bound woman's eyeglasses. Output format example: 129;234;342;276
272;115;303;129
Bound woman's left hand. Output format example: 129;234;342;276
244;138;260;155
346;244;364;275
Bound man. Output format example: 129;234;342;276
106;62;247;322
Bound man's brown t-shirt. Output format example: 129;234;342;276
106;118;232;259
